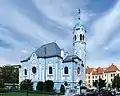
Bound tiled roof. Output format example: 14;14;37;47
104;63;119;73
21;42;61;62
86;63;119;75
92;67;104;75
63;55;81;63
35;42;61;58
86;67;94;73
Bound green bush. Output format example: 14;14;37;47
0;83;4;88
11;85;17;90
60;84;65;95
36;81;44;91
0;88;5;93
20;79;33;91
44;80;54;92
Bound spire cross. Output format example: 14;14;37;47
78;9;80;20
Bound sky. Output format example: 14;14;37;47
0;0;120;67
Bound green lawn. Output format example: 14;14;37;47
1;92;49;96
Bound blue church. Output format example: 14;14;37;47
19;9;86;91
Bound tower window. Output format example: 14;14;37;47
74;35;76;41
83;35;84;40
49;67;52;74
64;67;68;74
24;69;27;75
80;34;82;40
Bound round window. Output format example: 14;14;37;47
32;66;36;74
77;67;80;74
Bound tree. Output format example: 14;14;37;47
93;78;106;91
60;84;65;95
44;80;54;92
20;79;33;91
112;74;120;91
0;82;4;88
1;66;19;84
93;80;98;88
36;81;44;91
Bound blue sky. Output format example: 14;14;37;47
0;0;120;67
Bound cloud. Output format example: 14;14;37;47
0;0;119;67
21;49;28;54
87;1;120;55
86;1;120;66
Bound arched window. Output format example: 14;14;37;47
74;35;76;41
64;67;68;74
24;69;27;75
49;67;52;74
32;66;36;74
80;34;82;40
83;35;84;40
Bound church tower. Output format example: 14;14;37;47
73;9;86;84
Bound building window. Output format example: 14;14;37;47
93;76;94;79
88;76;90;79
49;67;52;74
24;69;27;75
111;74;112;77
80;34;82;40
32;66;36;74
105;74;106;76
111;79;112;82
64;67;68;74
96;76;97;78
88;80;90;83
113;74;115;77
99;76;101;78
74;35;76;41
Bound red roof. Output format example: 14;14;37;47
86;67;94;73
104;63;119;73
92;67;104;75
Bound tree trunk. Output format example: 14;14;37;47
26;90;28;96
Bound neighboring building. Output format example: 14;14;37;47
104;64;120;86
86;67;94;88
19;9;86;91
86;64;120;88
